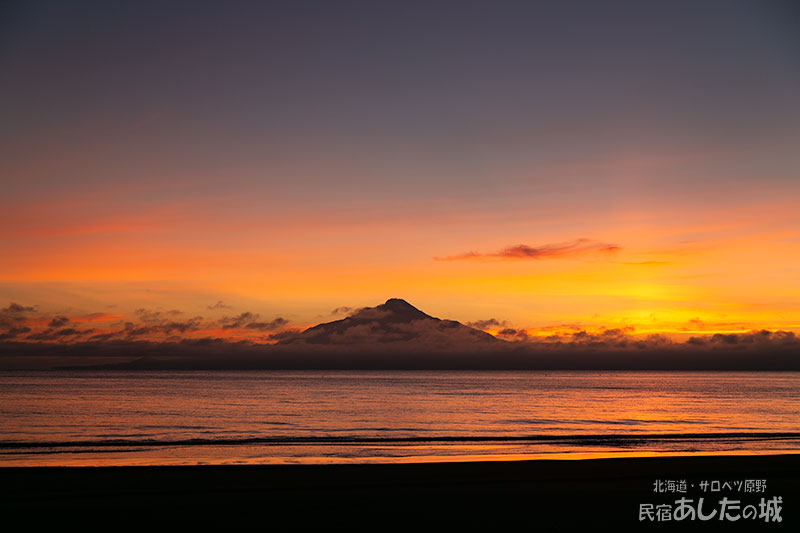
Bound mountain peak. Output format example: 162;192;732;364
279;298;503;347
380;298;420;312
372;298;433;322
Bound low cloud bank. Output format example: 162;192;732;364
1;329;797;371
1;301;798;370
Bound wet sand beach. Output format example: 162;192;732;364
2;454;797;529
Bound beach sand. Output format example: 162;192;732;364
2;454;797;529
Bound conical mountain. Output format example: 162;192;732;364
279;298;502;347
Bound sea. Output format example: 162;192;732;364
1;370;798;466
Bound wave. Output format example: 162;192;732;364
1;431;799;450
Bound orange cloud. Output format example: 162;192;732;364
435;239;620;261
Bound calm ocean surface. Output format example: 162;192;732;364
1;370;798;466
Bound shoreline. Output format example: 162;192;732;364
2;453;797;528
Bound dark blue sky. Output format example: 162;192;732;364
3;1;798;202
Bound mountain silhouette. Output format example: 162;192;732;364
279;298;502;347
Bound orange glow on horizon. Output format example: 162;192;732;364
2;193;799;339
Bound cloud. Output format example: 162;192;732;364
2;303;36;314
72;313;122;323
697;330;798;347
219;312;259;329
466;318;508;330
0;302;38;329
134;308;183;323
122;318;203;337
244;317;289;331
0;301;299;345
0;327;31;341
1;299;799;370
0;303;109;341
267;329;302;342
1;326;800;370
27;327;96;341
435;239;620;261
219;312;289;331
497;326;800;354
48;316;70;328
496;328;529;340
207;300;232;310
331;306;353;316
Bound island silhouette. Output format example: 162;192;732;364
279;298;502;347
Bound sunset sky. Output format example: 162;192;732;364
2;0;800;346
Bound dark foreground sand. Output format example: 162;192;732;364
2;454;798;530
